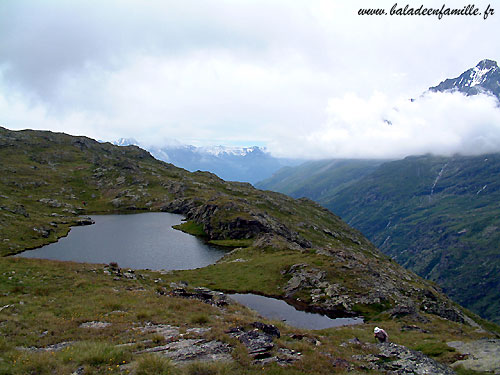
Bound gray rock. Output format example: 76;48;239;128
238;329;274;357
79;321;111;329
375;342;456;375
169;287;229;307
257;348;302;366
75;217;95;226
135;323;180;341
137;339;232;363
251;322;280;338
448;339;500;374
18;341;74;353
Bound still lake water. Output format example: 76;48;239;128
229;293;364;330
16;212;226;270
16;212;363;328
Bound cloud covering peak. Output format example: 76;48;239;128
268;91;500;159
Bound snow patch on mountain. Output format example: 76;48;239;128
430;59;500;101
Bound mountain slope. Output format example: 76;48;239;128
0;126;482;325
263;154;500;324
430;59;500;100
2;126;500;374
256;159;385;201
326;154;500;324
113;138;301;184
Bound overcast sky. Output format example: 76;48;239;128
1;0;499;158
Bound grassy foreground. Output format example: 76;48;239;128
0;256;494;375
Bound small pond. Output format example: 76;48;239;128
228;293;364;330
15;212;226;270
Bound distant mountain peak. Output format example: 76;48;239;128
469;59;498;86
476;59;498;70
201;145;264;157
114;137;139;146
429;59;500;100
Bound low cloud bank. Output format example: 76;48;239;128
269;91;500;159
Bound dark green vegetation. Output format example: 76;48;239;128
256;159;385;202
0;127;498;374
258;154;500;324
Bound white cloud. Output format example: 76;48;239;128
268;91;500;159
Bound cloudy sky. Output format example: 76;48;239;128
1;0;499;159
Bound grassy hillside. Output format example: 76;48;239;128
0;127;498;374
263;154;500;324
256;159;384;201
326;154;500;324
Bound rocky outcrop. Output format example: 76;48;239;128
228;323;301;365
162;197;311;248
354;342;456;375
103;263;139;280
169;285;229;307
137;339;233;363
75;217;94;226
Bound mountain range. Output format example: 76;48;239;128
112;138;301;184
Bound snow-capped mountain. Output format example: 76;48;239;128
112;139;301;184
113;137;139;147
430;59;500;100
201;145;263;157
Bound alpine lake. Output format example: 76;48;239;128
15;212;363;330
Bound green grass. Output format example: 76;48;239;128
454;365;493;375
352;300;393;321
173;221;208;237
0;256;496;375
135;355;178;375
413;341;456;358
208;239;254;248
59;341;131;366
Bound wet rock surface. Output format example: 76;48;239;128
448;339;500;374
75;217;94;226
